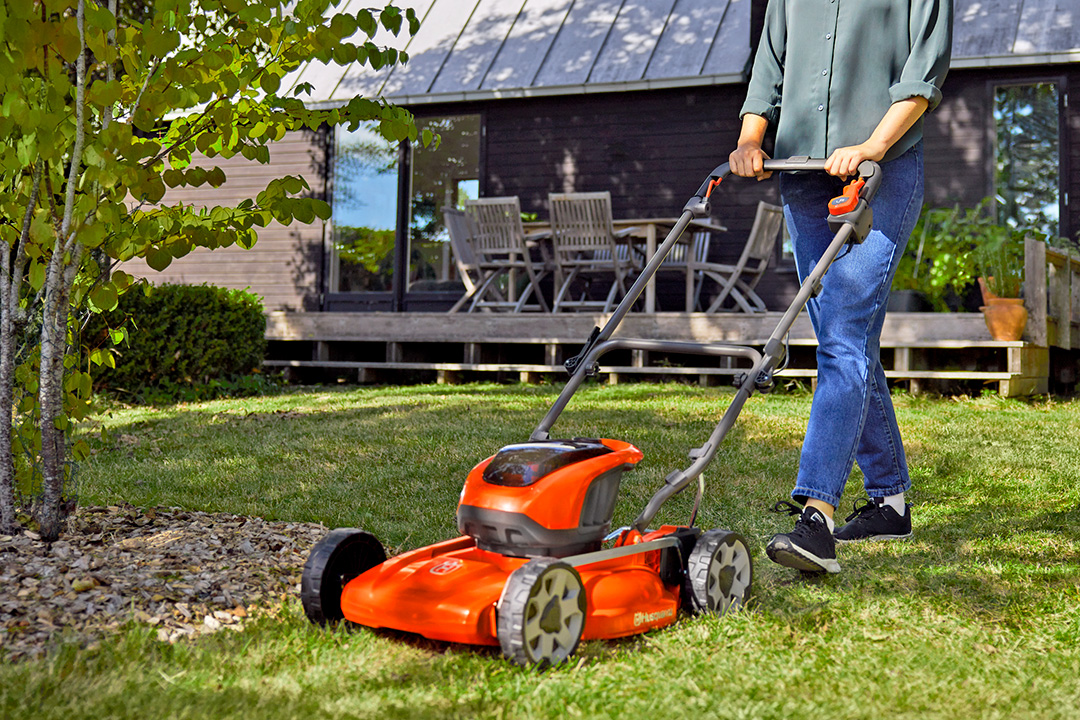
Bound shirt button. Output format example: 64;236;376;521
826;33;832;40
818;104;824;111
822;70;828;76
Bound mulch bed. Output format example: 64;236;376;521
0;504;329;662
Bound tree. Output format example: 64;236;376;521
0;0;431;540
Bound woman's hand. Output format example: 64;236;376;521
824;141;887;178
729;143;772;180
730;114;772;180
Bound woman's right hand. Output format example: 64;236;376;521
729;142;772;180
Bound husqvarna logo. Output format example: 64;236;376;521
634;608;674;627
429;559;464;575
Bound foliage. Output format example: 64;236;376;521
83;283;267;399
975;231;1025;299
0;0;426;539
891;199;1026;311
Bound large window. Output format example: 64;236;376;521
329;114;481;295
410;114;481;288
330;122;400;292
994;82;1061;240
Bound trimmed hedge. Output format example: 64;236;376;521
85;283;267;397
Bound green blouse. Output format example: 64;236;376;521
740;0;953;162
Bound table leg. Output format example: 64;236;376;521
645;223;657;313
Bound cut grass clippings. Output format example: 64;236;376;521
3;383;1079;720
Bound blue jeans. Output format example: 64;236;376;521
780;142;924;508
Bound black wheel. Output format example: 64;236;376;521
685;529;753;615
301;528;386;625
497;558;586;668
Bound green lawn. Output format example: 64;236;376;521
3;383;1079;719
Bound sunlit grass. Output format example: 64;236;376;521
3;383;1078;719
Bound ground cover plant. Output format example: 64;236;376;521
2;383;1078;719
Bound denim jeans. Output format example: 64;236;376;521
780;142;924;508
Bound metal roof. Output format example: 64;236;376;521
289;0;1080;107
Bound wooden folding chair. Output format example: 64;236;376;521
686;201;784;313
461;197;551;313
443;207;496;313
547;192;639;312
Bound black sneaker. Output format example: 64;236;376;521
766;501;841;574
834;497;912;543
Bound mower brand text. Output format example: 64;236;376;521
633;607;675;626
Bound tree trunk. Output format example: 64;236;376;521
36;244;83;541
0;164;40;534
38;0;88;542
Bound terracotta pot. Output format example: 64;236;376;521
980;298;1027;341
978;276;1000;304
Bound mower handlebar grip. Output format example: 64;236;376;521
686;157;883;216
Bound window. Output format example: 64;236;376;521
409;114;481;289
994;82;1061;239
330;122;400;292
329;114;481;294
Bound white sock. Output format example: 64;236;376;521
808;507;835;532
882;493;906;515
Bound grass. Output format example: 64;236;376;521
3;382;1080;719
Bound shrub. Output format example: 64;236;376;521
84;283;268;401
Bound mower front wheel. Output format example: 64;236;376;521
497;557;586;668
301;528;386;625
685;528;752;615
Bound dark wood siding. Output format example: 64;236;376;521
122;129;330;312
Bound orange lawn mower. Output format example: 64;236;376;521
300;157;882;667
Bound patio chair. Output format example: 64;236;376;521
547;192;640;312
685;201;784;313
443;208;496;313
460;197;551;313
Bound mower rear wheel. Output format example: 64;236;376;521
497;558;586;668
301;528;386;625
685;529;752;615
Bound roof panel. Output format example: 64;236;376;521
588;0;678;84
379;0;480;97
952;0;1023;58
645;0;731;80
1014;0;1080;54
532;0;624;87
700;0;749;77
430;0;523;93
481;0;574;90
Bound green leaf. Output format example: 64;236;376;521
72;439;91;462
28;261;46;291
146;247;173;272
90;283;119;312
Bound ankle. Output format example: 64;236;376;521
804;499;836;531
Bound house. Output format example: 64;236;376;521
135;0;1080;392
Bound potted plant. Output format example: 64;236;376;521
975;229;1027;341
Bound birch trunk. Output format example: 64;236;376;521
0;165;39;533
37;0;88;541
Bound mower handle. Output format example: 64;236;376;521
684;156;882;217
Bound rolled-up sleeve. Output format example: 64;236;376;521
890;0;953;110
740;0;786;124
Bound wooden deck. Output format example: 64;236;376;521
263;240;1080;396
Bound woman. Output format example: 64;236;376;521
730;0;952;573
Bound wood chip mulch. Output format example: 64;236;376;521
0;503;329;662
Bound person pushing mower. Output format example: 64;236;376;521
730;0;953;573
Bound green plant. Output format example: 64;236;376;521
83;283;268;401
892;199;1020;311
975;230;1025;298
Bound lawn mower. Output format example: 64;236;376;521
300;157;881;667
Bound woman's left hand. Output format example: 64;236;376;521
824;141;887;178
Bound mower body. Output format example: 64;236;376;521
337;438;689;644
